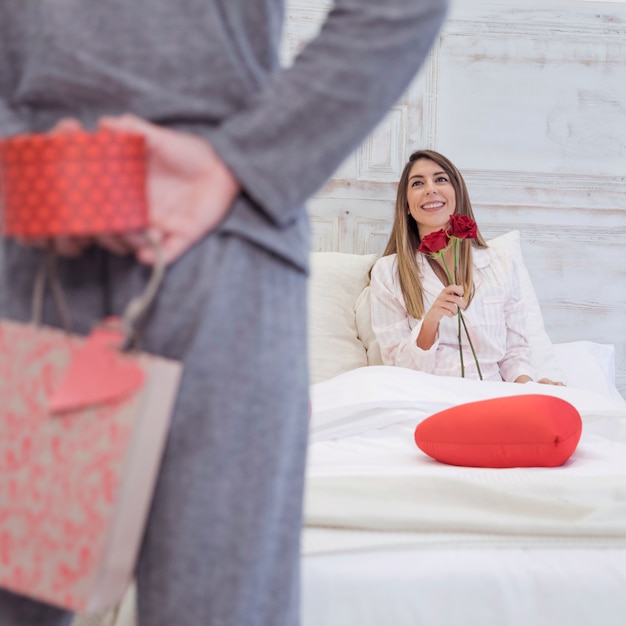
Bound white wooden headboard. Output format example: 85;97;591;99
283;0;626;398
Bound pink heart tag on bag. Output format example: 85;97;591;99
48;322;145;414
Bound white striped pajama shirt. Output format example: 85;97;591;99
370;246;536;383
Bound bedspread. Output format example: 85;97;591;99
304;367;626;553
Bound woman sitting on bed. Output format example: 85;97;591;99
370;149;562;385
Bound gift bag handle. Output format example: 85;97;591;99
31;236;165;349
120;237;165;349
32;244;73;331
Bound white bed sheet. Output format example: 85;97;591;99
309;365;626;443
302;366;626;626
302;546;626;626
305;419;626;548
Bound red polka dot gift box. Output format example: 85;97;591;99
0;129;148;238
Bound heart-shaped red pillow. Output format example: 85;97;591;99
414;394;582;468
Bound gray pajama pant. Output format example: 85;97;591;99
0;231;310;626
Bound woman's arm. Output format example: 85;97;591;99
498;252;537;382
370;257;439;371
417;283;466;350
498;253;565;385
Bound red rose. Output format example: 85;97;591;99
418;229;450;254
448;214;477;239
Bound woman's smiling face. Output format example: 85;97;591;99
407;158;456;239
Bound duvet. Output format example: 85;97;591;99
304;366;626;554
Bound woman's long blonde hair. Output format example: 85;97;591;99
382;149;487;319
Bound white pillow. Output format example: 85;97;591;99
355;285;383;366
552;341;624;403
488;231;564;381
308;252;377;384
357;230;564;379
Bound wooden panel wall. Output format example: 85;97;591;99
282;0;626;398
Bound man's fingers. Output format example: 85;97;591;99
16;237;48;248
96;235;131;256
54;236;91;257
49;118;83;135
99;113;146;133
136;232;185;266
95;232;148;256
121;230;150;251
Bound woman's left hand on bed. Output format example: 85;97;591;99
537;377;566;386
515;375;565;386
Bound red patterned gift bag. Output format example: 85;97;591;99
0;247;182;613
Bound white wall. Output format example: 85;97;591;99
284;0;626;397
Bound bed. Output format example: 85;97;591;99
72;230;626;626
300;235;626;626
303;370;626;626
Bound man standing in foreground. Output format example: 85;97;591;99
0;1;448;624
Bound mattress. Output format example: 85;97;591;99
302;545;626;626
73;364;626;626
